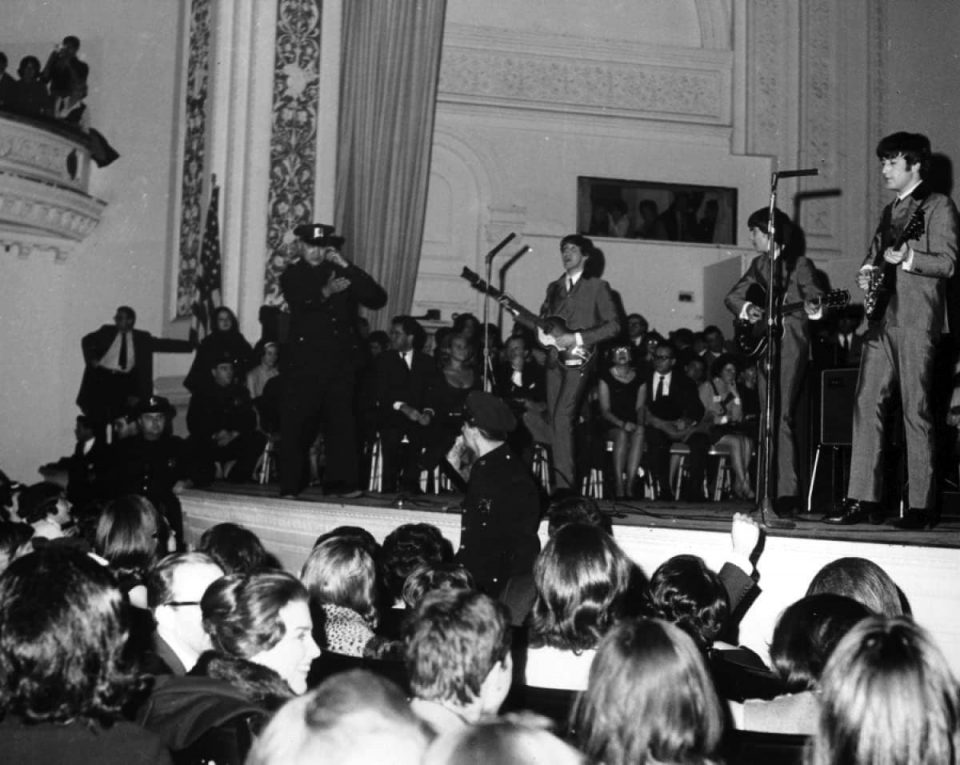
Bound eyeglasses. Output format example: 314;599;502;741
164;600;201;608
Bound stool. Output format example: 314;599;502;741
669;442;691;499
254;439;277;485
366;437;383;493
708;442;734;501
532;443;552;493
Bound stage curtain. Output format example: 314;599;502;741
335;0;447;326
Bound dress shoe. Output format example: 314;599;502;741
823;498;884;525
893;508;936;530
773;495;799;519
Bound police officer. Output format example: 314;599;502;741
455;391;542;598
104;395;190;549
278;223;387;497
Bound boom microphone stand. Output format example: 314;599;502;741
755;168;818;530
481;234;516;391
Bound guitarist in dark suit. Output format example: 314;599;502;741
725;208;822;517
516;234;620;495
825;132;959;529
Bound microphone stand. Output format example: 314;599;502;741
481;233;516;391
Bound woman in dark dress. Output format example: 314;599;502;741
184;307;255;393
597;343;646;499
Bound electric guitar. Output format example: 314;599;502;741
863;207;925;321
733;288;850;359
460;267;593;367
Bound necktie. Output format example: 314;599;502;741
655;375;664;401
118;332;128;370
566;277;573;294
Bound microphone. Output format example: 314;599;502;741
777;168;819;178
485;233;516;262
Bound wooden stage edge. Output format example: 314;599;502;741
180;485;960;676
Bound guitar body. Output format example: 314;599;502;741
460;267;594;367
863;208;925;322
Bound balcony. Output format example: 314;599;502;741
0;111;107;259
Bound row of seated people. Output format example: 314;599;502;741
0;36;90;124
0;477;955;765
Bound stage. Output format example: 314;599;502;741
180;485;960;674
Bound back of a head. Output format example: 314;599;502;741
146;550;222;609
401;561;475;610
0;547;141;724
246;670;428;765
94;494;162;575
531;523;635;651
404;588;510;706
573;617;724;765
15;481;62;524
380;523;453;603
198;522;275;574
546;495;612;537
425;717;584;765
645;554;729;650
0;521;33;574
301;535;379;626
770;593;872;692
810;616;960;765
807;556;905;617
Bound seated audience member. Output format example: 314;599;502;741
197;521;279;574
300;535;380;657
0;521;33;574
423;332;481;471
699;354;755;500
0;548;172;764
246;340;280;400
404;589;512;735
643;341;710;501
0;52;15;108
401;561;475;611
110;407;141;441
493;332;547;463
8;55;52;117
15;481;74;540
731;593;872;735
139;572;319;765
183;306;255;394
378;523;453;638
246;670;430;765
597;342;646;499
808;616;960;765
683;354;708;387
523;522;638;691
738;362;761;440
375;315;439;493
572;618;724;765
187;353;263;485
425;716;583;765
57;413;110;511
702;324;728;369
144;552;225;675
806;556;906;616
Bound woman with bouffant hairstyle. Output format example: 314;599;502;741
572;618;724;765
524;523;639;690
809;616;960;765
806;556;906;617
300;535;380;657
0;547;170;763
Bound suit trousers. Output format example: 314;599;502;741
543;361;591;490
847;325;936;509
758;329;808;498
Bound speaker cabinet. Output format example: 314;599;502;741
820;368;858;446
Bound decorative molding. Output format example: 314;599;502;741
261;0;322;307
175;0;212;318
695;0;733;50
0;117;92;190
744;0;790;158
439;25;732;125
866;1;886;228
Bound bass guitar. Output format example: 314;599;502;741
460;267;593;367
734;288;850;359
863;207;925;321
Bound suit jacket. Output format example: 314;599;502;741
77;325;191;410
375;350;439;429
725;254;822;339
493;360;546;406
538;274;621;349
862;183;958;334
644;370;705;424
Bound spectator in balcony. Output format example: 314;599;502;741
0;52;16;109
8;55;52;118
41;35;89;123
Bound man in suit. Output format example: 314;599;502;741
517;234;620;495
278;223;387;497
375;315;439;493
76;306;192;433
825;132;959;529
493;332;546;465
725;207;823;517
144;553;224;675
643;341;709;501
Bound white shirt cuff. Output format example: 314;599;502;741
724;552;755;577
738;303;754;321
392;401;406;411
574;332;584;347
902;248;916;271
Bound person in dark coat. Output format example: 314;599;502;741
186;354;263;486
455;391;542;598
77;305;193;432
183;306;255;394
278;224;387;497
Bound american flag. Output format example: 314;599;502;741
190;179;223;344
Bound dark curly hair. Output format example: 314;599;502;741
0;547;146;725
380;524;452;604
643;555;729;650
198;523;278;575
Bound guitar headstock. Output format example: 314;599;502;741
460;267;486;290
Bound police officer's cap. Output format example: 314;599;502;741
294;222;345;249
139;395;174;417
465;391;516;433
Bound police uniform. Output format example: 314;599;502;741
454;392;542;598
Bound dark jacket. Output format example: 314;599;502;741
186;383;256;441
183;332;255;394
375;349;439;429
